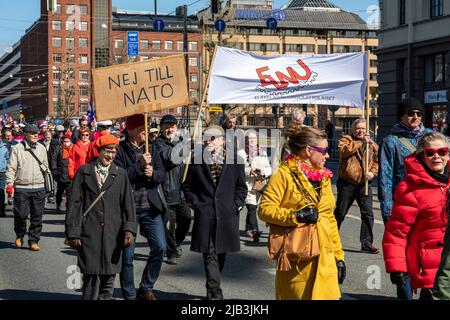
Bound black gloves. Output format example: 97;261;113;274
294;207;318;224
390;272;406;286
337;260;346;285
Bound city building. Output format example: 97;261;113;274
377;0;450;137
0;41;22;117
227;0;273;9
198;0;379;134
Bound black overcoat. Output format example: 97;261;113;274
182;150;247;254
65;162;137;274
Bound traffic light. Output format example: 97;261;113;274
211;0;219;14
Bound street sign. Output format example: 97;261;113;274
153;19;165;32
328;105;340;112
209;107;223;112
266;18;277;30
127;31;139;56
214;19;226;32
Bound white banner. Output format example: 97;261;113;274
207;47;367;107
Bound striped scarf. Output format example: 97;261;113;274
208;147;225;185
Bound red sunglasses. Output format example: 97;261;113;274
423;147;449;157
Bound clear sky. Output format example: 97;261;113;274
0;0;379;55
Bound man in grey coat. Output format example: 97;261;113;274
66;134;136;300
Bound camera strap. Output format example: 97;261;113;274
288;169;320;205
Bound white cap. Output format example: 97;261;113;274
56;125;65;132
19;123;26;128
69;119;79;127
96;120;112;127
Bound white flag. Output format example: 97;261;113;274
207;47;367;107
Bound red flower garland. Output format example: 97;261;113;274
285;154;333;182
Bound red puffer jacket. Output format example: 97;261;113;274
382;154;448;290
68;140;93;180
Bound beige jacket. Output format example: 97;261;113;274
6;140;49;190
338;135;379;185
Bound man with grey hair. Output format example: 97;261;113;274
334;118;379;254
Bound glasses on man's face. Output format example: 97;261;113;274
423;147;449;157
407;110;423;117
308;145;328;155
102;149;117;156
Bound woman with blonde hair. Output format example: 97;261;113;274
258;125;345;300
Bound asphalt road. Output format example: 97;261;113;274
0;183;407;300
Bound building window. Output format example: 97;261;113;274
52;21;61;31
265;43;279;52
152;40;161;49
189;42;198;51
66;21;75;31
79;5;88;15
53;86;59;96
53;53;62;63
79;54;88;64
66;38;75;48
425;53;445;83
431;0;444;18
177;41;184;51
79;71;89;81
332;45;360;53
318;45;327;54
52;70;61;80
284;44;297;52
79;21;88;32
55;4;61;14
79;38;88;48
190;73;198;82
115;55;124;64
115;39;124;48
165;41;173;50
67;54;75;63
189;57;198;67
52;37;62;47
248;43;262;51
370;59;378;68
140;56;149;61
66;4;76;14
399;0;406;25
369;73;377;81
140;40;149;49
79;86;89;96
189;89;198;98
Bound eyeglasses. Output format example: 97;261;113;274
423;147;449;157
308;145;329;155
407;110;423;117
81;134;90;137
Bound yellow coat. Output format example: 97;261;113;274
258;162;344;300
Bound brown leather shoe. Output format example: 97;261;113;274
361;245;379;254
137;289;157;300
15;237;23;249
29;242;40;251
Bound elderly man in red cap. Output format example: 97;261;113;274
114;114;166;300
66;134;137;300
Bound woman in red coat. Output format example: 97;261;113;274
68;128;93;180
383;132;449;300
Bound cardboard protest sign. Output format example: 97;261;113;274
92;55;190;120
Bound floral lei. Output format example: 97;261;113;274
285;154;333;183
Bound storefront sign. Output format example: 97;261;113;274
424;90;448;104
235;9;287;21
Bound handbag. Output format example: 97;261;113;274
267;223;320;271
251;177;267;193
22;142;54;193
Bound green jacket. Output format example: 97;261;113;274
433;219;450;300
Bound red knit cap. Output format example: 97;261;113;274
62;133;72;140
94;134;119;149
126;114;145;131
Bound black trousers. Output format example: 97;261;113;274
164;201;192;257
13;190;46;243
245;204;259;232
0;188;5;215
334;178;374;246
82;274;115;300
56;181;71;209
203;240;226;299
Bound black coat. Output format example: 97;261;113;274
182;148;247;254
50;145;71;183
65;162;137;275
114;138;165;212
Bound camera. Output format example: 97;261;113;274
295;207;318;224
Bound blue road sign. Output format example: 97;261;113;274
127;31;139;56
153;19;165;32
266;17;277;30
214;19;226;32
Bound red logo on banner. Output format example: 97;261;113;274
256;59;315;90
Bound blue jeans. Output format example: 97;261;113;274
396;273;413;300
120;209;167;299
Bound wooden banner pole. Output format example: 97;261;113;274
181;46;218;183
144;112;149;154
365;51;371;196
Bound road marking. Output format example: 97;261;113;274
346;214;384;225
264;268;276;276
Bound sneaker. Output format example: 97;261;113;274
137;289;157;300
166;256;178;265
15;237;23;249
361;245;379;254
253;231;261;243
29;242;40;251
245;230;253;238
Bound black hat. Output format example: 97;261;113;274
23;123;39;133
160;114;177;125
398;97;424;118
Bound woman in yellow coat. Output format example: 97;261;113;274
258;125;345;300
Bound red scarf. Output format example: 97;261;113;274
62;144;73;160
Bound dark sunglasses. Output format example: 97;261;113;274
407;110;423;117
81;134;90;137
423;147;449;157
308;145;328;155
